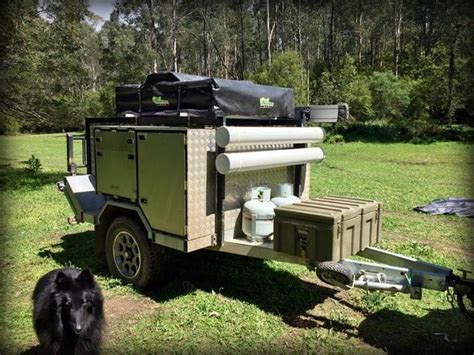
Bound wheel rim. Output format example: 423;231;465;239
320;270;350;286
112;231;141;279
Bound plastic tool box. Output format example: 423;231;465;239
273;196;382;263
308;196;382;249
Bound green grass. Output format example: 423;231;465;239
0;134;473;353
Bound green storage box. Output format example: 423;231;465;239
308;196;382;249
274;202;362;263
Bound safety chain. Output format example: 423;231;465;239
446;287;457;309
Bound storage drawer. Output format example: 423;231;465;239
274;203;361;263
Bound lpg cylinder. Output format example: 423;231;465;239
242;187;277;242
271;183;301;207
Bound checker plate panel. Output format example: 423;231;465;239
185;129;311;243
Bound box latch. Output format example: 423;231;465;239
296;227;309;259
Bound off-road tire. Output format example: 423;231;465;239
316;261;354;288
105;216;166;288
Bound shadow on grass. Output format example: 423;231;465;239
36;231;474;352
0;166;64;191
359;308;474;353
20;345;40;355
38;231;109;277
39;231;358;331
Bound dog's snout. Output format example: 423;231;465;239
71;317;83;334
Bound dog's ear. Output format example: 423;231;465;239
77;269;95;288
55;271;71;290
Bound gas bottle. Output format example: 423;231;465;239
242;187;277;242
271;183;301;207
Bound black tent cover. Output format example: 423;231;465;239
414;197;474;217
116;71;295;118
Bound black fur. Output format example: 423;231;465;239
32;268;105;354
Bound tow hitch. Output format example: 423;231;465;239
315;247;474;319
447;271;474;319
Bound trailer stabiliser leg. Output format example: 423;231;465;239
315;247;474;319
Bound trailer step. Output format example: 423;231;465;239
63;174;106;224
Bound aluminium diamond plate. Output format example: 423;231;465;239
186;129;217;240
186;129;311;242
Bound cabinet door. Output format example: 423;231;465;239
137;132;186;236
95;130;137;200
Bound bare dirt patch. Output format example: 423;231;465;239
104;293;159;323
101;293;161;352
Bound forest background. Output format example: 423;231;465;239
1;0;473;137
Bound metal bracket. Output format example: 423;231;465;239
336;247;453;299
358;247;452;275
410;286;422;300
340;259;409;293
458;269;472;280
66;133;88;175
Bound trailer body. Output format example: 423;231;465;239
61;72;473;317
68;123;317;256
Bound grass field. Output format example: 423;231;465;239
0;133;473;353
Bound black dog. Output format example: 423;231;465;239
32;268;105;354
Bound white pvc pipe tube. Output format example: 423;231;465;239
215;147;324;174
216;126;325;147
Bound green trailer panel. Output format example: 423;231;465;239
137;132;186;236
95;129;137;200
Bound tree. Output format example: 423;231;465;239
265;0;276;64
315;55;373;120
0;0;50;130
392;0;403;77
1;0;473;132
252;51;308;105
369;71;410;120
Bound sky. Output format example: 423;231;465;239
88;0;115;30
38;0;115;30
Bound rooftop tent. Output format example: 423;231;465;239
116;71;295;119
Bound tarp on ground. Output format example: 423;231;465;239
414;197;474;217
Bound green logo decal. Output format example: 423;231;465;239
259;97;275;108
152;95;170;106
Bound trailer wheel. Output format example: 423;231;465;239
316;261;354;288
105;216;165;288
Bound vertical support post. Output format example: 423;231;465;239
82;138;87;167
293;154;304;197
85;119;92;175
215;116;227;246
177;84;182;114
293;118;306;197
215;145;226;246
66;133;75;175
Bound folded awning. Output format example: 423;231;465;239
117;71;295;119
